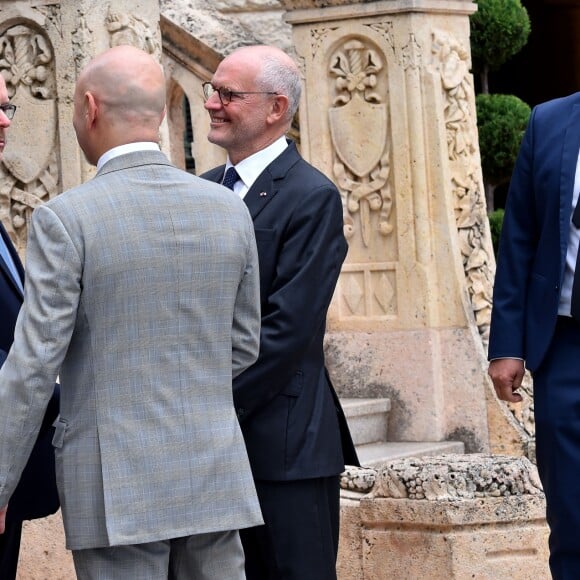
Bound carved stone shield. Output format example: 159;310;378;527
3;86;56;184
329;92;387;178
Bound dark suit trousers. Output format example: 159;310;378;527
0;521;22;580
534;316;580;579
240;476;339;580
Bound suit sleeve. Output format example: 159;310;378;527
0;204;81;506
232;209;261;379
234;181;347;420
488;107;539;360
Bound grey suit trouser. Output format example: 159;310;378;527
72;530;245;580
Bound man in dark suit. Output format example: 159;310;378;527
0;72;59;579
488;92;580;579
202;45;359;579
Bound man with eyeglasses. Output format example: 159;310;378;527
0;73;60;580
202;45;359;580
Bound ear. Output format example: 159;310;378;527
267;94;289;125
84;91;98;129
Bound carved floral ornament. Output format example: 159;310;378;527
0;23;58;252
328;37;393;249
430;29;494;345
340;454;543;499
106;5;160;56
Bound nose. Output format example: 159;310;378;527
0;110;11;127
203;92;222;111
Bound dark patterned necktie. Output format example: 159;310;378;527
570;199;580;320
222;167;240;190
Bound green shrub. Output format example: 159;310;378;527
471;0;531;73
488;208;505;257
476;93;530;188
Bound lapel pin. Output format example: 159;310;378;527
259;192;268;197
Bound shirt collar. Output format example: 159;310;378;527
225;135;288;192
97;142;161;172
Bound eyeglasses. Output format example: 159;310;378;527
202;82;277;106
0;103;16;120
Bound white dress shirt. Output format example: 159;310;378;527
558;147;580;316
224;136;288;198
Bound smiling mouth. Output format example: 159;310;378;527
210;116;228;124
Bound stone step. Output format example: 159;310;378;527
341;397;391;446
354;440;465;469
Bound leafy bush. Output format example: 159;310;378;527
488;208;505;257
476;93;530;188
471;0;531;73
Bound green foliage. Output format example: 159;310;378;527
471;0;531;72
488;208;505;257
476;93;530;187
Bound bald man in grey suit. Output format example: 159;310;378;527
0;45;262;579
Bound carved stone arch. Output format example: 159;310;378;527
0;20;58;253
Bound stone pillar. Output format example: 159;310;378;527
0;0;164;255
282;0;526;454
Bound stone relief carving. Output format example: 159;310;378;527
35;4;63;40
311;27;336;57
106;5;160;56
0;24;58;252
430;29;494;345
365;22;395;54
72;9;93;77
402;33;422;71
340;465;377;493
328;38;393;248
341;454;543;499
327;37;396;319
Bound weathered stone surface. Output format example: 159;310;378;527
339;454;549;579
341;465;377;492
161;0;293;55
372;454;543;500
358;495;550;579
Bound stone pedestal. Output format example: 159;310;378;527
339;456;550;579
282;0;528;454
359;495;549;579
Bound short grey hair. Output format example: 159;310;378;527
256;55;302;123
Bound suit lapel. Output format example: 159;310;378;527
243;170;278;219
243;142;301;219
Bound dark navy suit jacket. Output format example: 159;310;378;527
489;92;580;371
0;221;59;524
203;141;359;481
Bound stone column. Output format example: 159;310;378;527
282;0;527;454
0;0;164;255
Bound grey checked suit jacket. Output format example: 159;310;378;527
0;150;263;550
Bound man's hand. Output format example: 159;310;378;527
488;358;525;403
0;504;7;533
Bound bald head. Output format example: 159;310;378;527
228;45;301;122
73;45;166;164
